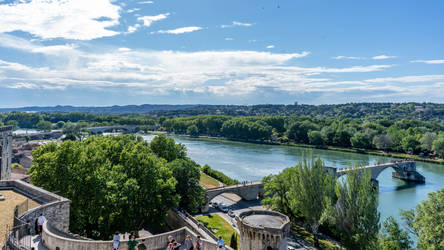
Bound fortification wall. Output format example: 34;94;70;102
42;222;219;250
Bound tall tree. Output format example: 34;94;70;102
291;158;336;247
401;188;444;249
333;169;380;249
149;134;186;162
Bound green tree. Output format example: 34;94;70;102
262;167;300;220
6;120;19;129
432;136;444;157
56;121;65;129
401;189;444;249
230;232;239;250
291;158;336;247
29;135;178;239
186;125;199;136
62;121;88;140
419;132;437;153
308;130;325;145
36;120;52;131
149;134;186;162
373;134;393;151
333;169;380;249
401;135;420;153
350;132;372;149
379;216;412;250
167;158;205;213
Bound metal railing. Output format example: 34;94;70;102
5;221;32;250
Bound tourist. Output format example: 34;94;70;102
185;235;194;250
137;239;147;250
37;213;46;236
167;235;174;249
217;244;226;250
127;235;139;250
216;235;225;247
195;235;203;250
34;218;39;235
171;241;181;250
113;231;120;250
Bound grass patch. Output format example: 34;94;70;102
291;224;341;250
200;172;220;189
196;214;239;249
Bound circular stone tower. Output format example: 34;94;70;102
236;210;290;250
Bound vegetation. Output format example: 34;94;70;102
201;164;239;186
196;214;239;249
333;169;380;249
29;134;204;239
160;115;444;160
379;216;413;250
263;159;380;249
400;188;444;249
199;172;220;189
291;224;341;250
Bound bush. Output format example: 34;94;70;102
202;164;239;186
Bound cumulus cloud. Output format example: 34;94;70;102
154;26;202;34
267;45;275;49
137;13;170;27
0;0;121;40
221;21;254;28
372;55;396;60
332;56;366;60
410;59;444;64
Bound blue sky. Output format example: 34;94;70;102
0;0;443;107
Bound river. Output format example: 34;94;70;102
142;134;444;223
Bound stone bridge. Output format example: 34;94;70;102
87;125;140;134
202;181;264;212
326;160;425;185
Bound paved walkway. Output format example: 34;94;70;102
30;235;48;250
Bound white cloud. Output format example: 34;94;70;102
410;59;444;64
118;48;131;52
127;8;140;13
221;21;254;28
364;75;444;83
266;45;275;49
0;0;121;40
127;24;141;33
137;13;170;27
225;38;234;41
154;26;202;34
332;56;366;60
372;54;396;60
138;1;154;4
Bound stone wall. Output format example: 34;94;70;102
42;222;219;250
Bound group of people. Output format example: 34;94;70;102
112;232;206;250
28;213;46;237
113;231;147;250
167;234;204;250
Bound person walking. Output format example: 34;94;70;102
37;213;46;236
127;235;139;250
113;231;120;250
184;235;194;250
195;235;203;250
216;235;225;247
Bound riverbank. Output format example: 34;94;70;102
147;131;444;165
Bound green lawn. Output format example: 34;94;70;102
196;214;239;249
199;172;220;189
291;224;341;250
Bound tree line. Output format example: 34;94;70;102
262;159;444;249
160;115;444;158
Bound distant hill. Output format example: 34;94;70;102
0;103;443;121
0;104;198;114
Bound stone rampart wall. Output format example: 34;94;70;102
42;222;219;250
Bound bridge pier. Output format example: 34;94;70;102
392;171;425;183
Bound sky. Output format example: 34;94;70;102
0;0;443;107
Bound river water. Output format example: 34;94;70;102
142;134;444;223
